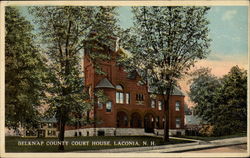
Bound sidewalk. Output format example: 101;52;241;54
77;137;247;153
141;137;247;153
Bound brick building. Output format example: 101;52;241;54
65;43;185;137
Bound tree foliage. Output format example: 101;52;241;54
189;66;247;136
215;66;247;135
188;67;221;123
119;6;211;141
5;7;48;130
29;6;119;150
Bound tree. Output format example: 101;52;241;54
188;68;221;124
189;66;247;136
214;66;247;135
120;6;211;142
30;6;119;150
5;7;48;132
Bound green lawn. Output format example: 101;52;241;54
5;136;193;152
176;132;247;141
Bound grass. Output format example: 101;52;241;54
176;132;247;141
5;136;193;152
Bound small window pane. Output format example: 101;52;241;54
136;94;144;101
120;93;124;104
151;100;156;108
158;101;162;110
126;93;130;104
116;92;119;103
116;92;124;104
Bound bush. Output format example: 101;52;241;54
199;124;214;136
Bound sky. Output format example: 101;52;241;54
117;6;248;77
18;6;248;106
117;6;248;106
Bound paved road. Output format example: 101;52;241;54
185;144;247;153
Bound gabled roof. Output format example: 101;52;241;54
148;86;185;96
95;78;115;89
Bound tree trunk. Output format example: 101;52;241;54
163;96;170;142
58;116;66;151
162;84;172;142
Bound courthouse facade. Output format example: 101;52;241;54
65;43;185;137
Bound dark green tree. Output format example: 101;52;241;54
214;66;247;135
5;7;48;132
188;68;222;124
120;6;211;142
189;66;247;136
30;6;119;150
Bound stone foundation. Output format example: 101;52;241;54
64;128;185;137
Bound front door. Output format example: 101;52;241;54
144;115;154;133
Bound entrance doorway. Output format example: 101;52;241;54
144;113;155;133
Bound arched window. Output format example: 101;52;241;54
116;85;124;104
116;85;123;91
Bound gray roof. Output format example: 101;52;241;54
95;78;115;89
40;117;57;123
148;86;185;96
185;115;202;125
172;86;185;96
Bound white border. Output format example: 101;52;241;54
0;0;249;157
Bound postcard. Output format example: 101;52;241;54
0;0;249;157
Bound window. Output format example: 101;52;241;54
116;85;124;104
48;123;52;128
48;130;56;136
125;93;130;104
151;100;156;108
176;118;181;128
136;94;144;101
39;123;43;129
116;92;124;104
158;101;163;110
26;130;30;136
106;101;112;112
176;101;181;111
97;99;103;109
116;85;123;91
